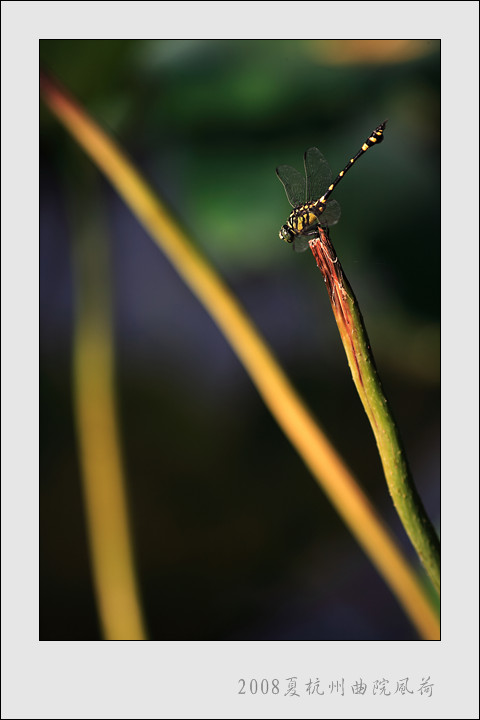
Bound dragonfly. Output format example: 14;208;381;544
276;121;387;252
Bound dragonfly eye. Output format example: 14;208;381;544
279;225;294;243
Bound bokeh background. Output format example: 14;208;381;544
40;39;440;640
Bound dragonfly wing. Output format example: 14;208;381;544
292;236;311;253
304;147;332;202
320;199;341;227
276;164;306;207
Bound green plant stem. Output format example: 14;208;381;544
309;230;440;594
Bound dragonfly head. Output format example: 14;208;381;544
279;224;295;244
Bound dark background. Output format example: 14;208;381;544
40;39;440;640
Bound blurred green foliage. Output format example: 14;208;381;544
41;39;439;284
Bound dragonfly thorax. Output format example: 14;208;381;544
279;200;327;243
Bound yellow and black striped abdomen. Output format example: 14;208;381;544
318;121;387;205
